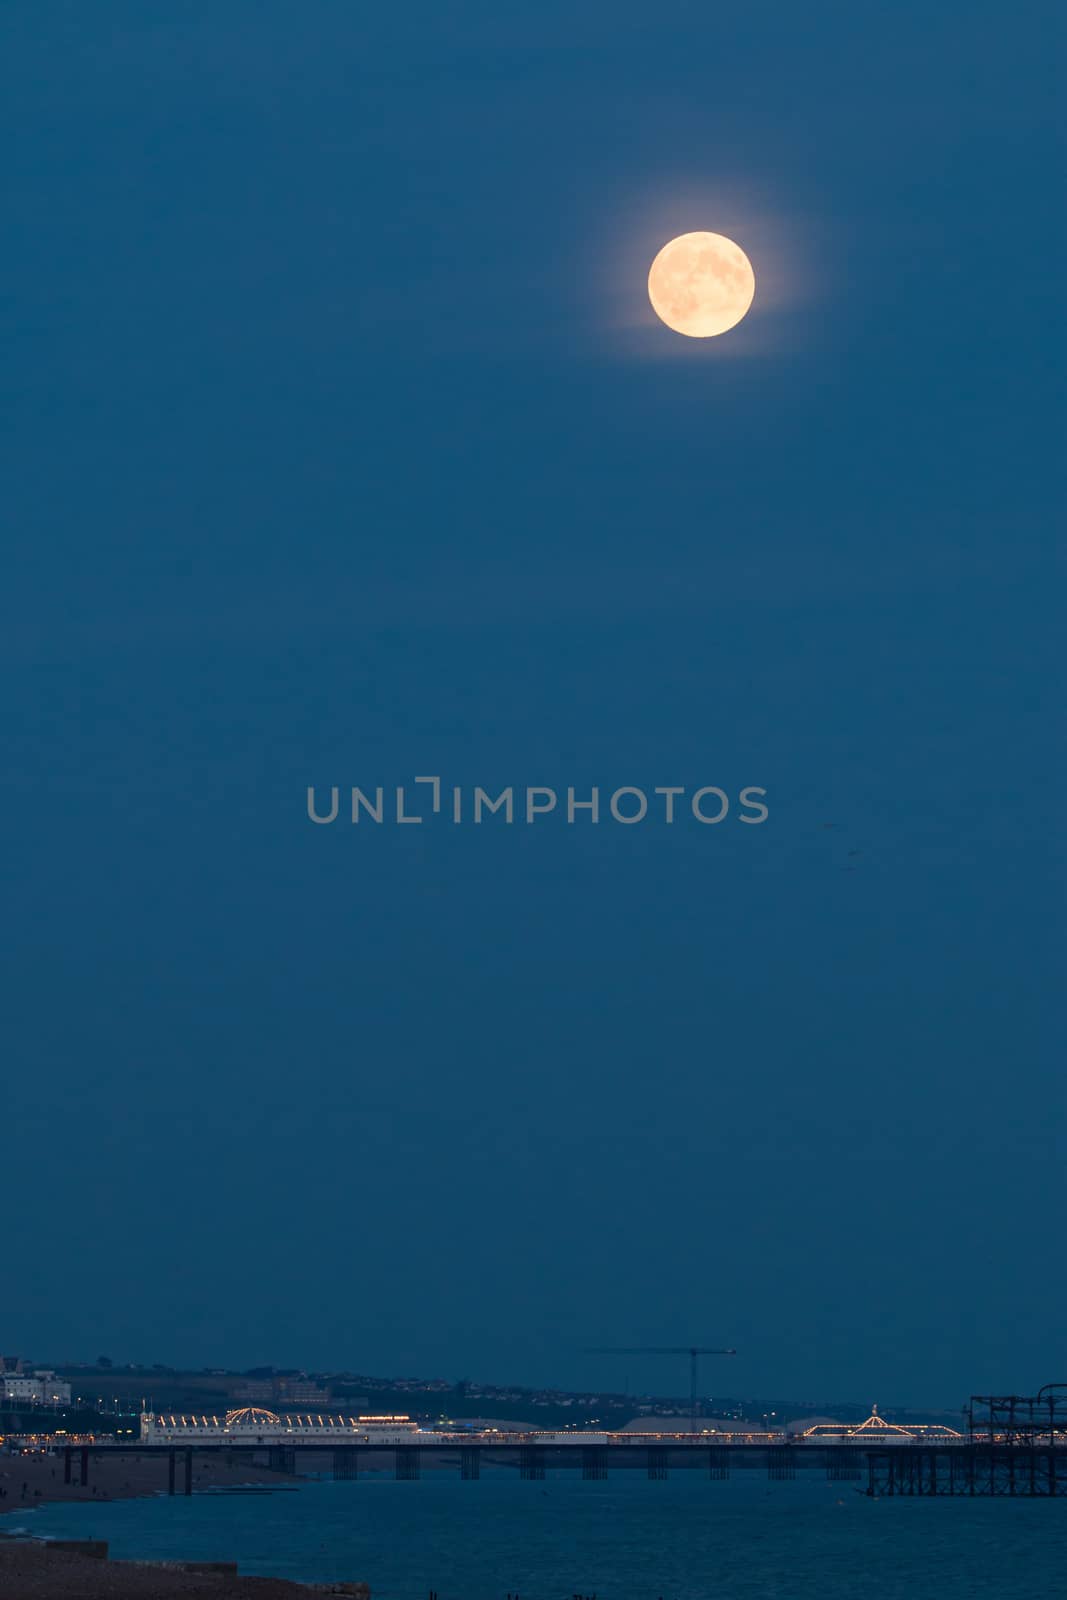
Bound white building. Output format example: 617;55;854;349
2;1371;72;1406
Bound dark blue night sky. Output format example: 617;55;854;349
4;2;1063;1406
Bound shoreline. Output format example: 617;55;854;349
0;1536;367;1598
0;1452;371;1597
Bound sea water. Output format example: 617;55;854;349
20;1469;1067;1599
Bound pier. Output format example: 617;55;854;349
45;1385;1067;1500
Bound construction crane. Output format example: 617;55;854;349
585;1346;737;1432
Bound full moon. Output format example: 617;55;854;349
647;232;755;337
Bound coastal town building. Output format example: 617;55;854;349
1;1369;72;1406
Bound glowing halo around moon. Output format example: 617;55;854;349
647;232;756;337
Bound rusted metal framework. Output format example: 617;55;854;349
867;1385;1067;1497
867;1445;1067;1497
967;1384;1067;1445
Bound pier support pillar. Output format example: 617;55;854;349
395;1446;421;1480
333;1449;358;1480
825;1448;861;1481
184;1448;193;1495
63;1448;72;1485
581;1446;606;1481
520;1446;545;1480
80;1448;89;1488
460;1446;480;1480
766;1448;795;1480
168;1450;176;1495
707;1448;729;1480
647;1447;668;1480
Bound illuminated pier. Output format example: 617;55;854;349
22;1390;1066;1499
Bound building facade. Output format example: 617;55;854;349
2;1371;72;1406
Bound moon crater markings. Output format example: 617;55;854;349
648;232;755;338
